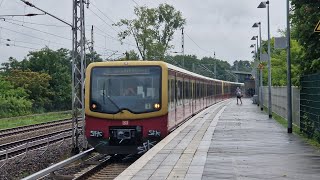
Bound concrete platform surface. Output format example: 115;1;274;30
116;99;320;180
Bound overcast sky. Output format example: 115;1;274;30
0;0;287;65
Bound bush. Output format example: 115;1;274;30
0;77;33;118
0;96;32;118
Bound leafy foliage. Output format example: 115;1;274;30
115;4;186;60
6;70;52;112
260;37;303;86
0;77;32;118
291;0;320;74
86;51;103;64
231;60;252;72
25;48;72;111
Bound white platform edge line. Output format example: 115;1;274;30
187;105;227;178
115;100;230;180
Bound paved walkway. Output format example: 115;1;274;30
116;99;320;180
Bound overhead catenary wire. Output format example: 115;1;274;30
87;7;119;34
185;33;211;54
0;41;38;50
3;18;69;27
90;0;121;30
0;26;68;46
92;25;135;47
131;0;139;6
0;37;49;47
2;20;72;40
86;3;136;47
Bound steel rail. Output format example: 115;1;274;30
0;118;72;138
0;130;73;160
21;148;95;180
0;128;72;151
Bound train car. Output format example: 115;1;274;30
85;61;243;154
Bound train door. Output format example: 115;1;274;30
182;75;185;120
214;81;217;104
176;73;184;125
189;78;192;116
184;76;191;119
168;71;176;131
222;82;224;100
205;82;208;107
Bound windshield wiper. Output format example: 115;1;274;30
106;96;122;113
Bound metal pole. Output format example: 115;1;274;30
21;0;87;153
71;0;86;154
214;52;217;79
287;0;292;133
80;0;87;150
235;61;238;82
255;38;259;98
259;22;263;111
267;0;272;118
182;27;185;68
71;0;78;154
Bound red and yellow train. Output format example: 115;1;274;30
85;61;243;154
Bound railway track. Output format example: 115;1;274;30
0;128;73;160
0;118;72;139
74;155;133;180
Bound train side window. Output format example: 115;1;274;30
178;81;183;100
175;80;182;105
168;79;171;103
196;82;198;99
170;79;175;103
184;80;190;99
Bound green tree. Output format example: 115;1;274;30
0;76;32;118
231;60;252;72
126;50;140;60
6;70;52;112
261;38;303;86
25;47;72;110
86;51;103;65
0;57;23;74
115;4;186;60
291;1;320;74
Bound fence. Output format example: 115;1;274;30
300;74;320;141
262;86;300;127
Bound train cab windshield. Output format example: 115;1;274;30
90;66;161;114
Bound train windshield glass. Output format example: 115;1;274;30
90;66;161;114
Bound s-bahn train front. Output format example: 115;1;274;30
85;61;168;154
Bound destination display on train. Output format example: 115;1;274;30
99;67;154;75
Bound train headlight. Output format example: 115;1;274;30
154;103;160;109
92;103;97;109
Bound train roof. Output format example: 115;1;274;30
87;61;243;85
165;62;243;85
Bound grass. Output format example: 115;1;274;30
262;106;320;149
0;111;72;130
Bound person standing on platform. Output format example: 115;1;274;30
236;87;242;105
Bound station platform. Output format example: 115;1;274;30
116;98;320;180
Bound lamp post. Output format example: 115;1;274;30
253;22;263;111
214;51;216;79
258;1;272;118
286;0;292;133
251;36;259;100
250;36;259;100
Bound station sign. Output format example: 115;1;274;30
315;20;320;32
